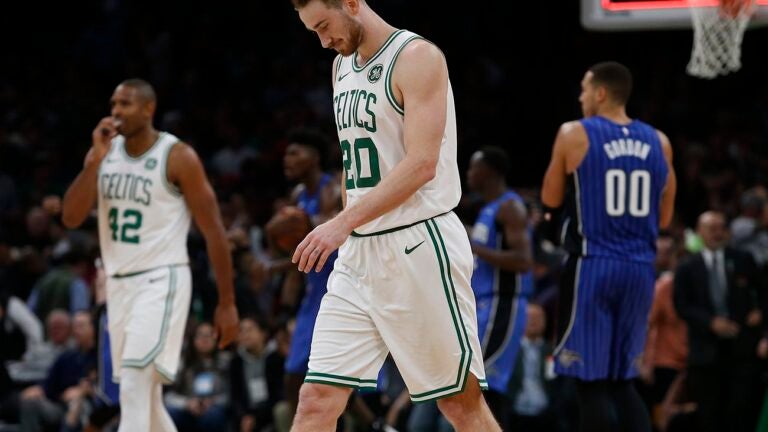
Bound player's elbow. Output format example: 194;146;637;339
61;209;83;229
412;156;438;184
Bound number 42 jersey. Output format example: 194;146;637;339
97;132;191;276
333;29;461;235
562;116;668;264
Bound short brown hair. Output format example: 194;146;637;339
588;61;633;106
292;0;342;8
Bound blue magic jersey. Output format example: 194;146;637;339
286;173;337;374
562;116;668;264
470;191;533;393
472;191;534;300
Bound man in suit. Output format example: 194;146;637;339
673;210;764;432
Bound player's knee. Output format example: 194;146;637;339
437;384;482;421
295;383;349;421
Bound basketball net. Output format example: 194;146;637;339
687;0;756;78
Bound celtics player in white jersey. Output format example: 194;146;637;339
290;1;499;431
62;79;239;432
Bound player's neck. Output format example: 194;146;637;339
596;107;631;125
482;182;507;203
301;169;324;192
124;126;160;158
356;11;398;64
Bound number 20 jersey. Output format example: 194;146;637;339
561;116;668;264
333;30;461;235
97;132;191;276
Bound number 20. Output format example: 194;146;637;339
605;169;651;217
341;138;381;190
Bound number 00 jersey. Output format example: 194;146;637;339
97;132;191;276
561;116;668;263
333;29;461;235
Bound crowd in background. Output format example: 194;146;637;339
2;0;768;431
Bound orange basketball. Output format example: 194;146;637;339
266;206;312;254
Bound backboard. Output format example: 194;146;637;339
582;0;768;30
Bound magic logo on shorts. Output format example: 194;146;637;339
558;349;583;368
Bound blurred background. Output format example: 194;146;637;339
1;0;768;431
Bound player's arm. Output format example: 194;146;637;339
167;143;238;348
541;122;582;209
293;41;447;272
62;117;118;228
471;199;533;273
657;130;676;229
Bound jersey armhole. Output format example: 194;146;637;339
385;35;424;115
162;142;183;197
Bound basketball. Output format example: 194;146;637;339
266;206;312;254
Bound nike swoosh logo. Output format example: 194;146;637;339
149;276;167;283
405;241;425;255
337;71;351;82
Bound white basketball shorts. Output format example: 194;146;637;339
106;264;191;383
306;212;487;402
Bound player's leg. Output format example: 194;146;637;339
292;255;388;431
118;366;155;432
117;266;189;431
150;368;177;432
291;383;352;432
436;374;499;431
479;295;527;429
553;256;616;431
374;214;498;431
610;260;655;432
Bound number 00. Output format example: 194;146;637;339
605;169;650;217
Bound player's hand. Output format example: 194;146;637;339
88;117;120;163
214;302;239;349
747;309;762;327
292;215;352;273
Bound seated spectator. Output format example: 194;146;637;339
18;310;96;432
1;289;44;362
27;250;90;322
230;316;284;432
7;309;72;384
165;322;230;432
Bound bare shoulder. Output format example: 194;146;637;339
393;39;446;82
558;120;587;141
498;198;528;223
656;129;673;158
167;141;204;185
168;141;200;164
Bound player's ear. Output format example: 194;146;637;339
143;100;156;118
344;0;360;14
595;86;608;104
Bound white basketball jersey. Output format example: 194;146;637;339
333;30;461;234
97;132;191;276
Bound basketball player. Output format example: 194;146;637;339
289;0;499;431
541;62;676;432
466;146;534;429
282;129;340;413
61;79;239;432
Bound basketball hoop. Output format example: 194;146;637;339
687;0;756;78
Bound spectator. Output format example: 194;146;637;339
673;211;764;432
165;322;230;432
0;289;44;362
230;316;284;432
27;250;91;322
509;303;557;431
7;309;73;385
18;311;96;432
